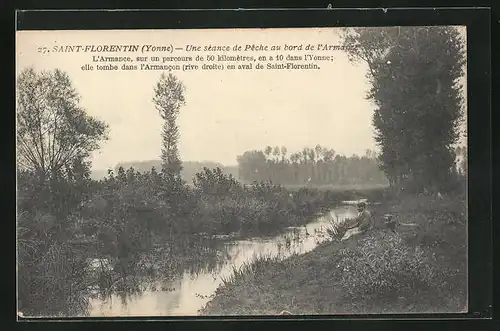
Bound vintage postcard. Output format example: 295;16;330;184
16;26;468;318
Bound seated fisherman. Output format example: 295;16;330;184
341;201;372;241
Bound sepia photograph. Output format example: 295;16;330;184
16;26;468;318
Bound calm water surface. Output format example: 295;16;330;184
89;205;358;316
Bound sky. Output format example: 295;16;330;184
16;27;467;171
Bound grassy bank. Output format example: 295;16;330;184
199;193;467;315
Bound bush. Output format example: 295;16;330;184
336;231;441;303
193;167;243;197
325;217;353;241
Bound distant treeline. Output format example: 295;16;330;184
93;148;388;187
237;146;388;186
91;160;239;182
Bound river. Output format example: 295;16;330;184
88;204;359;316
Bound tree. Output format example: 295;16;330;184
323;148;335;162
272;146;281;161
280;146;288;162
314;145;323;159
264;146;272;160
16;68;108;181
236;150;267;183
153;72;186;181
301;148;309;164
341;26;466;192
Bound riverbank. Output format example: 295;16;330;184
199;193;467;315
190;180;385;237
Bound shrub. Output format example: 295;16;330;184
336;231;441;303
193;167;243;197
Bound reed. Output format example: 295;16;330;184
325;215;353;241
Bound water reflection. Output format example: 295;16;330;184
88;205;357;316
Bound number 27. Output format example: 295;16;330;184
37;47;49;54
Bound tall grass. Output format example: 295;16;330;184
220;253;287;286
337;232;438;301
201;252;301;315
17;212;93;316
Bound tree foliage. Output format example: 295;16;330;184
341;27;466;192
16;68;108;181
153;72;186;181
237;146;387;186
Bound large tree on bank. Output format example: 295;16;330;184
16;68;109;182
340;26;466;193
153;72;186;182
